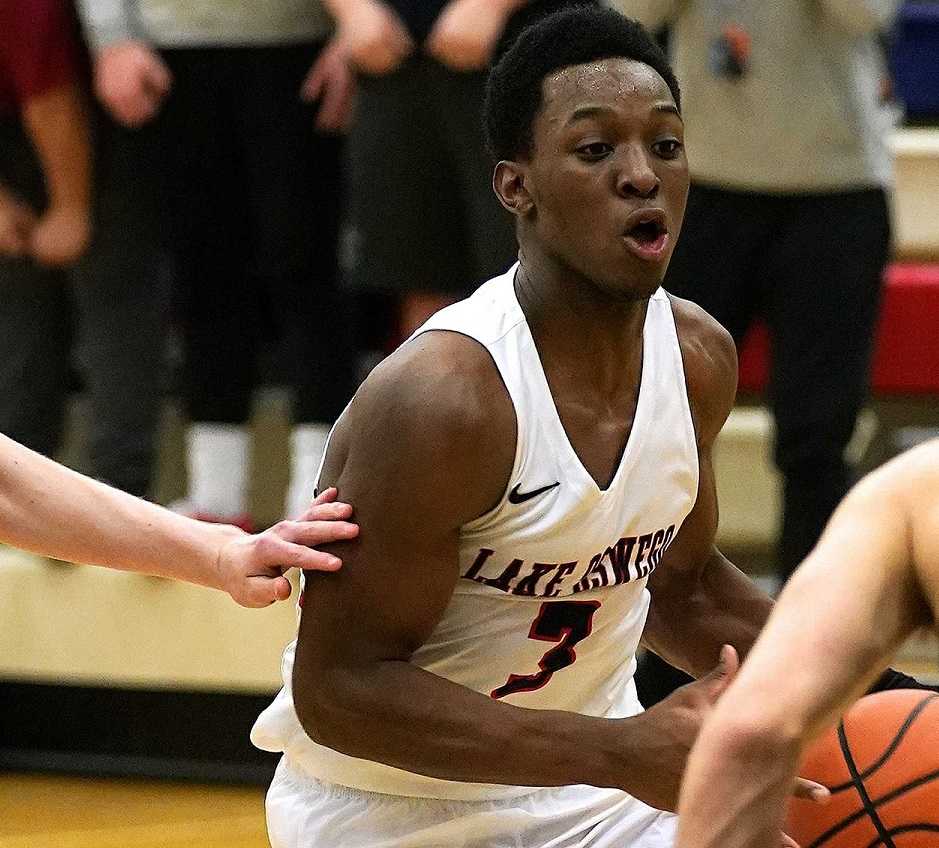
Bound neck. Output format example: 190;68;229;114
514;248;650;394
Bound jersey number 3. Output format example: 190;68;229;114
490;600;601;699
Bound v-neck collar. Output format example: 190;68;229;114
509;276;656;497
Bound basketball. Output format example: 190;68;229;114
786;689;939;847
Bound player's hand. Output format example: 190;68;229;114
624;645;741;811
335;0;414;76
29;203;91;267
94;40;172;128
425;0;513;71
0;187;37;258
300;37;356;133
217;488;358;608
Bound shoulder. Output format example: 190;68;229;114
350;330;513;440
667;294;738;445
325;330;517;524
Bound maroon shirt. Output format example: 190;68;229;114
0;0;84;115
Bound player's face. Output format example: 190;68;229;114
522;58;689;299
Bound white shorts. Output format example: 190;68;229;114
266;758;677;848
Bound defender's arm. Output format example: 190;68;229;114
676;442;939;848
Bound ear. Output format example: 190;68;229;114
492;160;533;218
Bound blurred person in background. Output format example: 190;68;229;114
325;0;531;338
78;0;358;528
615;0;898;703
0;0;166;500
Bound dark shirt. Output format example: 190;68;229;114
0;0;83;115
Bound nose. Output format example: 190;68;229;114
615;146;659;198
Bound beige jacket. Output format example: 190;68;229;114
611;0;898;192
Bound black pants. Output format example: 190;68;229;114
156;44;355;424
0;115;169;496
636;183;889;708
667;183;889;578
345;55;518;296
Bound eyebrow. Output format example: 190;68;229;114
566;102;683;125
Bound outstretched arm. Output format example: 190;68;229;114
0;434;358;607
676;441;939;848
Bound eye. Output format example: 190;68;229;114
653;138;684;159
576;141;613;160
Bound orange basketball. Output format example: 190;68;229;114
786;689;939;848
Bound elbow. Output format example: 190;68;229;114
292;664;373;756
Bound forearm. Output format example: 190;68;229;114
0;435;236;588
643;549;772;677
296;657;648;791
677;481;924;847
21;84;91;212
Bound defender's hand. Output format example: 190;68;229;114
217;488;358;608
94;40;172;128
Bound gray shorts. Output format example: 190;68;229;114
343;56;518;296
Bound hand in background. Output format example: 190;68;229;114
426;0;513;71
29;203;91;267
336;0;414;75
0;187;37;258
217;487;359;608
301;37;357;132
94;40;172;128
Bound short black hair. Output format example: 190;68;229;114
484;5;680;162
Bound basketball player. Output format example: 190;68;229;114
676;438;939;848
250;9;832;846
0;432;358;607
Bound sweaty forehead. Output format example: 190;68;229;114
541;58;672;117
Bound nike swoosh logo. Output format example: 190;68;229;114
508;481;560;504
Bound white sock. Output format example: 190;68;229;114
286;423;332;518
187;423;250;516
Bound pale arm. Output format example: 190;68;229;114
676;443;939;848
0;434;358;607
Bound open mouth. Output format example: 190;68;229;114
627;220;665;244
622;211;669;261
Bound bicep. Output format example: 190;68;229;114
294;334;515;674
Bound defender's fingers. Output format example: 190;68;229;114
302;501;354;521
792;777;830;802
269;538;343;572
240;574;293;608
311;487;338;506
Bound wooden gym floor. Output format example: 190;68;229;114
0;773;270;848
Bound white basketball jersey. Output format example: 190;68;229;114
252;265;699;801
